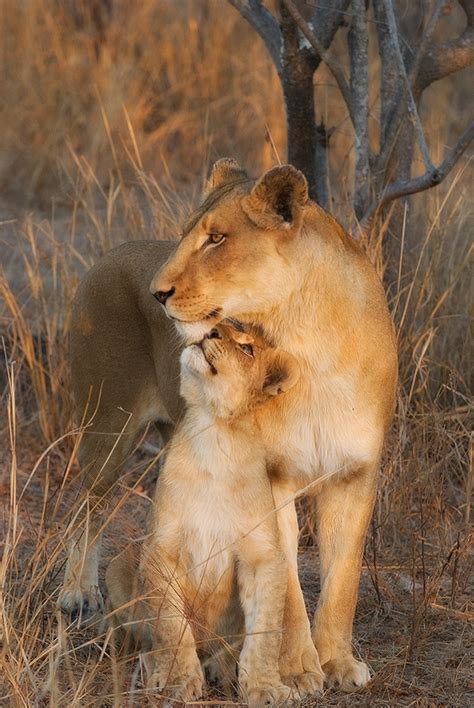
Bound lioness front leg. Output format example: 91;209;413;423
237;546;290;707
272;483;324;698
312;464;377;691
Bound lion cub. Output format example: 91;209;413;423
106;323;299;705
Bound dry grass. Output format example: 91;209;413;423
0;1;473;705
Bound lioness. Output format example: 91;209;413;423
107;323;300;704
59;159;397;693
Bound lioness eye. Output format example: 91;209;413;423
206;233;226;246
239;343;254;357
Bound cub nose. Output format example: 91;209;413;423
153;287;175;305
206;328;221;339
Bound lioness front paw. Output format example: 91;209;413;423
280;642;324;698
57;585;104;624
244;682;291;706
323;655;371;691
282;669;323;700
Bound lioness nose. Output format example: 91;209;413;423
153;287;175;305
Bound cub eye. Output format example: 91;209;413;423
205;233;226;247
239;343;254;358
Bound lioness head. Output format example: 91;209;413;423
180;322;299;420
151;158;308;340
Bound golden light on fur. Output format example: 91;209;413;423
57;160;397;697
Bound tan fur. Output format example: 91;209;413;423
107;325;297;704
59;159;397;694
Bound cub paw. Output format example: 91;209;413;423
245;682;291;706
57;585;104;624
147;663;204;702
323;655;371;692
172;671;204;702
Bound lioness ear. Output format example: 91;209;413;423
205;158;249;194
262;350;300;397
242;165;308;230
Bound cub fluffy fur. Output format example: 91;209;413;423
106;323;300;705
60;159;397;694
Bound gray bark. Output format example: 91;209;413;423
369;1;474;220
349;0;369;219
279;3;322;203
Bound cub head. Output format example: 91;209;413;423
150;158;309;341
179;322;300;420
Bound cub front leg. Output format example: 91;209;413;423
313;464;377;691
237;543;290;707
140;551;204;702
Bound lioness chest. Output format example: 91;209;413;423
259;373;383;485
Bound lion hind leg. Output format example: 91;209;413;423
58;405;152;620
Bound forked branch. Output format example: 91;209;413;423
383;0;433;172
228;0;282;72
282;0;354;119
361;120;474;227
416;0;474;91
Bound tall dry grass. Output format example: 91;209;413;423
0;0;472;705
0;0;284;205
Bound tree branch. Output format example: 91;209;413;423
228;0;282;73
349;0;370;218
310;0;351;54
361;120;474;227
281;0;354;120
416;0;474;91
373;0;399;147
408;0;446;87
383;0;433;172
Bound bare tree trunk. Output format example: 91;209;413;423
279;4;323;204
279;0;351;207
229;0;349;205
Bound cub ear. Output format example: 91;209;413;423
242;165;308;230
262;350;300;397
205;158;249;193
